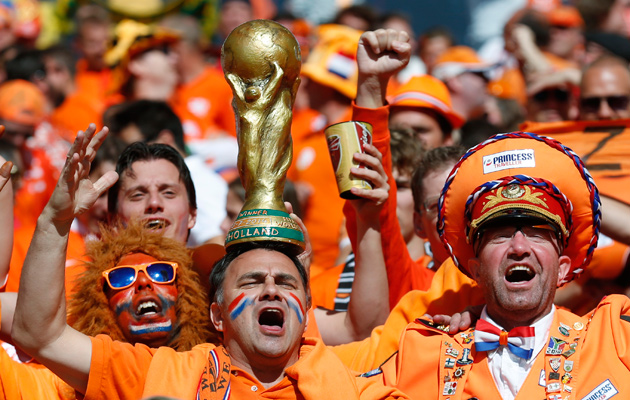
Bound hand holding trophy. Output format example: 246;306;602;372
222;20;305;254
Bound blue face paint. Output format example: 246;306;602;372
228;292;255;320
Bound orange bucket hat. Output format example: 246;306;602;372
0;79;45;126
300;24;362;99
432;46;496;81
388;75;465;129
438;132;600;287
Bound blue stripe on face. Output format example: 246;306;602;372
288;301;303;324
229;297;254;320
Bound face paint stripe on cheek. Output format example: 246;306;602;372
287;293;305;324
228;292;254;320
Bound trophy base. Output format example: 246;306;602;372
225;209;305;256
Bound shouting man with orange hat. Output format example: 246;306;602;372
372;132;630;399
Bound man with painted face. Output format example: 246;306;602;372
11;125;408;399
0;220;214;399
372;133;630;399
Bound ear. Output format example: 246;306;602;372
210;302;225;333
188;207;197;230
556;255;572;286
468;257;481;281
413;210;427;239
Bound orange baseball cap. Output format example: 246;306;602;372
388;75;465;129
301;24;362;99
0;79;46;126
432;46;496;81
438;132;600;286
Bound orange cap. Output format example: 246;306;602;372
388;75;465;129
432;46;495;81
438;132;600;286
301;24;362;99
0;79;45;126
548;5;583;28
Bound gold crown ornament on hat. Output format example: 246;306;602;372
221;19;305;255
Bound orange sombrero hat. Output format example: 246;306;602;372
388;75;465;129
438;132;600;286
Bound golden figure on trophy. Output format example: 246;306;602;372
221;19;305;254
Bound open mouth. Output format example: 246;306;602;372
136;300;162;316
258;309;284;329
505;265;535;283
144;219;169;230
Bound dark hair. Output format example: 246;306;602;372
108;142;197;214
411;145;465;212
209;242;310;306
419;26;455;47
106;100;187;153
514;10;551;48
42;45;77;77
5;48;45;82
390;128;425;178
331;5;378;30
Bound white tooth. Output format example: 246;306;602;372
137;301;159;314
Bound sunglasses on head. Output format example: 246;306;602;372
580;95;630;113
532;88;569;103
102;261;178;290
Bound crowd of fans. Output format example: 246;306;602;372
2;0;630;398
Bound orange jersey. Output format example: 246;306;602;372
0;345;76;400
86;334;408;399
74;60;112;105
48;91;106;143
170;66;236;142
379;295;630;400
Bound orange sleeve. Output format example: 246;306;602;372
0;347;77;399
86;335;156;399
344;103;432;308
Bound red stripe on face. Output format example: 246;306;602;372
228;293;246;312
289;293;305;315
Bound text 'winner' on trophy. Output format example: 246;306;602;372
221;19;305;255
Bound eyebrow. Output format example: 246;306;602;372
123;182;181;194
237;271;299;285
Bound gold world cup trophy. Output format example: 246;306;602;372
221;19;305;255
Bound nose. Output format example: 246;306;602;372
145;192;164;213
508;230;531;258
134;271;153;292
259;277;281;301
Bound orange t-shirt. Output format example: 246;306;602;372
0;344;77;400
170;66;236;142
86;335;408;399
74;59;112;105
48;91;106;143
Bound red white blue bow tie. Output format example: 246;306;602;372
474;319;535;360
